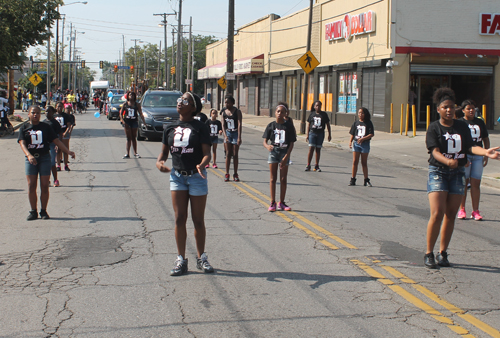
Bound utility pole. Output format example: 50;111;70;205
55;7;59;91
122;35;125;89
172;28;176;90
60;15;65;89
131;39;143;92
187;16;192;92
157;41;161;87
154;13;175;88
300;0;314;134
68;23;72;90
227;0;235;96
176;0;182;91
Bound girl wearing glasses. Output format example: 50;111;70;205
156;92;214;276
119;92;145;159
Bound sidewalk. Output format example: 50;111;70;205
201;107;500;190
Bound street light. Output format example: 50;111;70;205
131;39;143;92
72;31;85;90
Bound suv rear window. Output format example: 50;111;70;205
142;93;178;108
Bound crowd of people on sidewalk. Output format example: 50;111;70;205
13;86;500;275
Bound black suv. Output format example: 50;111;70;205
138;90;182;141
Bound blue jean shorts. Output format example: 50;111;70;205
465;154;484;180
49;143;57;167
308;131;325;148
25;153;52;176
353;140;370;153
124;119;139;129
170;170;208;196
210;136;220;144
268;147;289;164
427;165;465;195
225;130;239;145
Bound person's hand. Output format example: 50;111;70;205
196;164;207;179
357;138;363;145
485;147;500;160
69;151;75;159
279;156;288;170
266;144;274;152
156;160;171;173
349;142;352;149
237;138;242;146
483;156;489;167
28;154;37;165
447;159;459;169
464;161;470;168
219;130;222;135
328;134;332;142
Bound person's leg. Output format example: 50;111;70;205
233;144;240;175
279;164;290;203
269;163;278;203
351;152;360;178
315;147;322;166
426;191;447;253
212;143;217;165
225;143;233;175
307;146;314;166
190;194;208;257
360;153;369;179
171;190;190;258
469;178;481;211
124;125;132;156
130;128;138;154
459;178;469;211
39;175;50;210
62;139;70;165
439;193;463;252
26;175;38;210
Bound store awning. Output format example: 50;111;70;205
234;54;264;75
198;62;226;80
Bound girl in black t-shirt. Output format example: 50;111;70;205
18;106;75;221
305;101;331;172
424;88;499;269
119;92;145;159
262;102;296;212
457;100;490;221
156;92;214;276
206;109;223;168
348;107;374;186
221;95;242;182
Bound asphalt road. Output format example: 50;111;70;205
1;109;499;337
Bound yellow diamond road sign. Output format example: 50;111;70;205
297;51;320;74
29;73;43;86
218;76;227;90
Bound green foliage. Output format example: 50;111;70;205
0;0;62;72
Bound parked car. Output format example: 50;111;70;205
107;94;126;120
137;90;182;141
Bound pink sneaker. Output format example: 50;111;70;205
212;163;218;168
457;208;466;219
277;202;291;211
471;210;483;221
268;202;276;212
54;180;60;187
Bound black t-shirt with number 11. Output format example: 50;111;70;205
262;121;297;149
18;122;57;157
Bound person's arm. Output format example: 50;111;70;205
483;137;490;167
431;148;458;168
196;143;212;179
237;109;242;145
19;140;37;165
326;122;332;142
263;138;273;151
280;142;294;169
156;143;171;173
471;145;500;159
221;113;228;142
53;138;75;158
306;122;310;143
136;103;145;124
358;133;374;144
349;134;354;149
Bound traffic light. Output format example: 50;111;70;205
170;66;175;75
114;65;118;73
130;65;134;74
81;60;86;68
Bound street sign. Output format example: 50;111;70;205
29;73;43;86
118;66;130;70
225;72;235;80
218;76;227;90
297;51;320;74
37;71;47;74
10;66;19;70
185;79;193;85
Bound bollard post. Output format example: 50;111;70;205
405;104;409;136
426;105;430;130
400;104;404;135
390;103;393;133
482;104;486;121
412;105;416;137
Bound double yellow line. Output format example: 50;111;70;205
352;258;500;338
209;168;357;251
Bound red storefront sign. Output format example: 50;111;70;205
480;13;500;35
325;11;376;41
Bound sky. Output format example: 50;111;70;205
28;0;309;79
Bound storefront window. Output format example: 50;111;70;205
286;75;298;110
259;78;269;109
239;80;246;106
272;77;283;110
338;71;357;113
319;73;333;112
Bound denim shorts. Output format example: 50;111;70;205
25;153;52;176
465;154;484;180
170;170;208;196
268;147;289;164
210;136;220;144
308;131;325;148
427;165;465;195
49;143;57;167
353;140;370;153
225;130;239;145
124;119;139;129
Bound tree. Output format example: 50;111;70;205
0;0;61;72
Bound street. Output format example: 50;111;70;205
1;109;500;338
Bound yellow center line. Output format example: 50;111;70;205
379;263;500;338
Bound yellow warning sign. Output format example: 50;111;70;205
297;51;320;74
29;73;43;86
218;76;227;90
